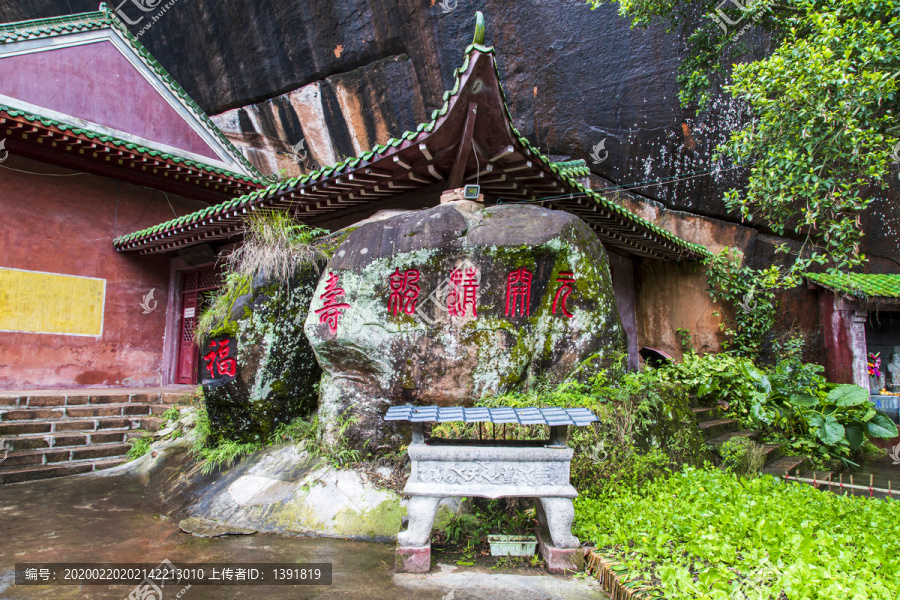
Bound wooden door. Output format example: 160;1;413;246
175;268;221;384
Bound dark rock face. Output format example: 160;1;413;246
0;0;706;201
304;202;626;449
202;269;322;444
6;1;899;265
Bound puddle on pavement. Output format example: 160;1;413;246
0;471;605;600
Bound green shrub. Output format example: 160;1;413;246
436;498;535;546
161;405;181;423
223;209;328;286
191;403;212;454
434;358;710;497
576;466;900;600
705;249;778;360
659;350;899;467
196;440;262;475
192;407;362;474
719;436;766;476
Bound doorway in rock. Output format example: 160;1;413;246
175;267;222;384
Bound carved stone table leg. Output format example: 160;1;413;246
396;495;442;573
398;496;442;547
538;497;580;549
535;497;582;574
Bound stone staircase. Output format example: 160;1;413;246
693;404;810;476
0;387;196;484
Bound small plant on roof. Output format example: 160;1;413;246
225;209;329;286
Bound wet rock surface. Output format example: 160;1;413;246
305;202;626;449
0;465;606;599
178;516;257;537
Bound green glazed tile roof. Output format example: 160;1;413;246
805;272;900;300
114;36;709;260
0;5;262;180
551;159;591;178
0;101;263;185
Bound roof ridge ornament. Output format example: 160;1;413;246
473;11;485;45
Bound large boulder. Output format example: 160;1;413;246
201;267;322;444
304;201;626;450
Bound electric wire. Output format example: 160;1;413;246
0;163;88;176
496;163;746;205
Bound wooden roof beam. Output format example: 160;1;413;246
489;146;515;162
465;164;493;181
448;102;478;189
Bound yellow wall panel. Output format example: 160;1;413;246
0;268;105;336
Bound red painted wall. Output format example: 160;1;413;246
0;154;208;389
0;41;220;161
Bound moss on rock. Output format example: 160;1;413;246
202;265;323;444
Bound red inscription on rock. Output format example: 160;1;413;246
505;267;533;317
388;268;421;316
447;267;479;317
552;271;576;318
315;272;351;334
203;339;237;379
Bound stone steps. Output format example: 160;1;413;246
698;417;742;439
0;457;128;485
0;387;195;484
697;409;803;473
1;442;132;467
1;403;166;423
761;455;810;477
691;406;722;421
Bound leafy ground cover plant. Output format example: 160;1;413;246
576;466;900;599
126;436;153;461
189;401;365;474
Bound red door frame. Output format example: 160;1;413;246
174;267;222;384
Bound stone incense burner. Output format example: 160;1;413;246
386;404;597;574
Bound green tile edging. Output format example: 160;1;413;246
805;272;900;300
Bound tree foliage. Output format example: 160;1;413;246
588;0;900;276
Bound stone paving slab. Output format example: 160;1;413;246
394;563;607;600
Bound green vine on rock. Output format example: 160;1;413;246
705;248;779;359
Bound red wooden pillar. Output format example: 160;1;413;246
818;288;868;386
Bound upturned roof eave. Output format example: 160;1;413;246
113;16;709;262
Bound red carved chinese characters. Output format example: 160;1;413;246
388;268;421;316
447;266;479;317
505;267;533;317
552;271;576;318
203;339;237;378
315;272;351;334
